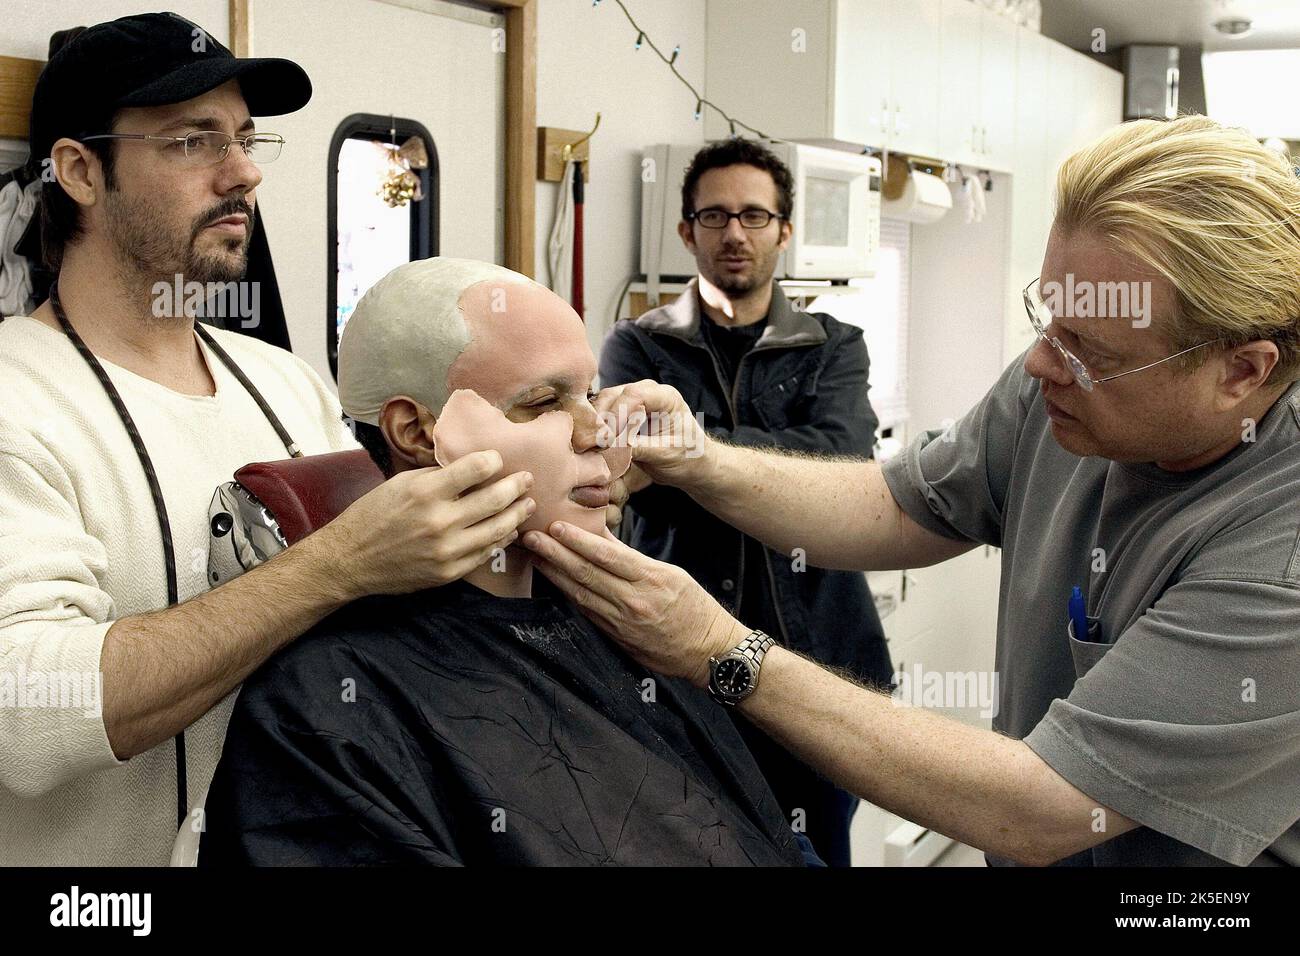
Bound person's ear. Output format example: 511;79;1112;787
1214;340;1280;410
677;218;697;255
49;137;102;209
776;216;793;251
379;396;439;469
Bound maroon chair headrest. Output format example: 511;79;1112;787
235;449;384;546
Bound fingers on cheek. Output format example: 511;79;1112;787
536;539;582;578
523;531;556;559
574;560;599;588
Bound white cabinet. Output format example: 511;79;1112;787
705;0;1113;178
1003;38;1122;366
1003;28;1053;365
937;0;982;163
1077;55;1125;156
937;0;1018;172
885;0;943;157
978;11;1018;170
873;547;1001;730
1045;41;1082;165
706;0;943;158
832;0;893;147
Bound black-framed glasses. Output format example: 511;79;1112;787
80;131;285;167
688;207;784;229
1022;277;1214;391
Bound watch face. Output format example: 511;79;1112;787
714;658;754;697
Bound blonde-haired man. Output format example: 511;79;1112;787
527;115;1300;866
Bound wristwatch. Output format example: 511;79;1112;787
708;630;776;707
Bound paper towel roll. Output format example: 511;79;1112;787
881;169;952;224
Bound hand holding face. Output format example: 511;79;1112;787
522;521;749;687
593;380;713;490
311;451;535;599
605;463;651;531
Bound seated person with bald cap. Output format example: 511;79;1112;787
199;258;806;866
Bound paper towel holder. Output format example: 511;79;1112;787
882;153;948;201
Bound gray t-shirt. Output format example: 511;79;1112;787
881;354;1300;866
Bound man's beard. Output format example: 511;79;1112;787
701;244;779;296
104;188;255;293
707;270;761;295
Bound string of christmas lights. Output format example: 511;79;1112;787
596;0;768;138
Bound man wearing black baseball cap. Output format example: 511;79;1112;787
0;13;534;865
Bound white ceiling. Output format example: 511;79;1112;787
1042;0;1300;51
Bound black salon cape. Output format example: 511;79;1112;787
199;578;804;866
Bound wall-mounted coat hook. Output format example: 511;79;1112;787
537;113;601;182
563;112;601;161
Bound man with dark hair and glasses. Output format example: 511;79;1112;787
598;138;892;866
0;13;531;865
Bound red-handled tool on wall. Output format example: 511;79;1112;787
572;159;584;320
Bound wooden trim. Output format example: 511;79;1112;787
628;291;681;318
0;55;44;142
229;0;252;57
537;125;591;182
502;0;537;277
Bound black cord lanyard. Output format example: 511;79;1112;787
50;283;301;832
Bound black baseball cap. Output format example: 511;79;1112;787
29;11;312;161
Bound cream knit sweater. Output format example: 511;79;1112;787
0;315;358;865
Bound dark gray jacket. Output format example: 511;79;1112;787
599;280;892;685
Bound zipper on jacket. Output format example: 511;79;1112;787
723;344;792;648
653;305;801;649
700;338;749;621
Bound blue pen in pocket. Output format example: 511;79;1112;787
1069;586;1092;643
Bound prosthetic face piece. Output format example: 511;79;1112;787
340;259;633;539
441;278;632;531
433;389;617;536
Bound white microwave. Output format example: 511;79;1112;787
640;140;882;283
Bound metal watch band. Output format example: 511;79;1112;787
734;631;774;668
708;630;776;706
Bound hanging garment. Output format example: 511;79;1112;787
546;158;576;303
0;179;40;317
